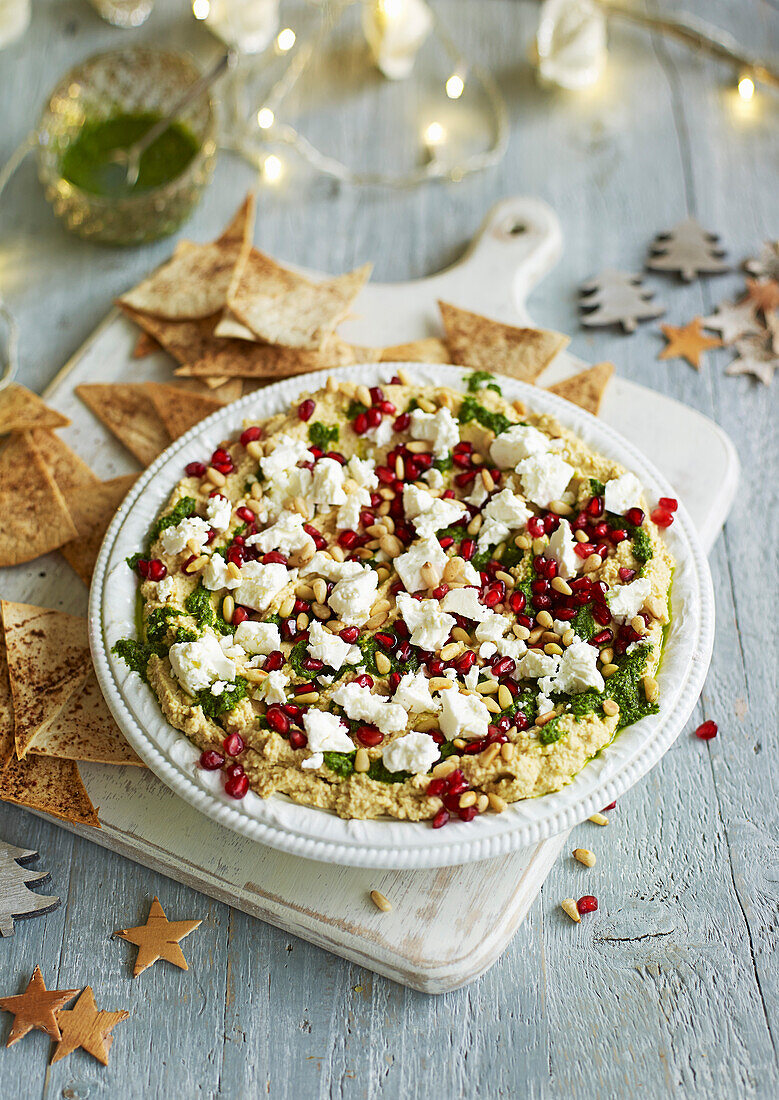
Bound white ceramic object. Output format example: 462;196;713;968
89;362;714;869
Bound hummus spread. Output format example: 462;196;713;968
115;372;674;824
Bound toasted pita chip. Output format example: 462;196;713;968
0;630;13;770
175;336;375;381
177;376;243;402
2;601;92;759
0;754;99;826
29;428;101;495
59;474;138;585
438;301;569;383
144;383;224;440
76;384;170;467
27;668;144;766
118;194;255;319
546;361;615;416
133;331;161;358
227;250;372;349
0;384;69;435
0;434;79;566
214;309;260;341
379;338;452;364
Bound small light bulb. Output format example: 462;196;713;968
257;107;275;130
378;0;402;16
446;73;465;100
277;27;296;52
192;0;210;20
737;73;755;100
424;122;445;147
263;155;283;183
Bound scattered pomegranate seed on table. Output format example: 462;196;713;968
577;895;599;915
695;720;718;740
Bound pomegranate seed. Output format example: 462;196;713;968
455;651;476;675
426;658;444;676
439;537;455;550
264;650;284;671
492;656;516;678
303;657;324;672
432;584;450;600
484;588;501;608
458;806;479;822
355;725;384;747
340;626;360;643
355;674;374;688
589;629;613;647
379;400;396;415
509;591;526;613
527;516;545;538
574;542;596;559
375;632;395;650
461;538;476;561
148;559;167;582
137;558;151;578
442;791;463;812
453;452;472;469
289;729;307;750
185;461;207;477
396;641;412;663
266;706;290;734
651;507;674;528
462;740;486;755
368;386;384;404
534;594;552;610
393;412;410;431
366;406;383;429
625;507;645;526
224;770;249;799
455;470;478;488
211;448;231;466
595;542;610;559
514;712;530;731
298;398;315;421
240;426;262;447
695;720;717;740
618;567;637;583
427;777;447;797
576;895;598;915
222;732;245;758
303;524;327;551
199;750;224;771
590;606;611;627
388;671;401;692
610;528;628;545
338;530;358;549
602;801;617;811
658;497;678;512
572;512;589;531
587;496;604;517
432;808;450;829
359;510;374;529
353;412;368;435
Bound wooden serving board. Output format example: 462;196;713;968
1;196;737;993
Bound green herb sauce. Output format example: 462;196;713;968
466;370;502;395
321;750;411;784
150;496;197;542
196;677;249;718
567;643;658;729
457;397;513;436
308;422;339;449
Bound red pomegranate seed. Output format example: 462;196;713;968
587;496;604;517
303;657;324;672
281;619;298;641
595;543;610;559
695;720;717;740
185;461;207;477
266;706;290;734
492;656;516;678
427;777;447;797
303;523;327;551
339;626;360;643
432;807;450;829
439;537;455;550
589;629;614;647
574;542;596;559
426;658;444;676
577;895;598;915
326;451;346;465
453;452;472;469
354;725;384;747
609;528;628;545
461;538;476;561
224;770;249;799
375;632;395;650
396;641;412;663
534;594;552;610
658;497;678;512
298;398;315;421
393;412;410;431
137;558;151;578
509;591;526;613
432;584;450;600
602;801;617;811
455;470;478;488
359;510;375;529
288;729;307;750
240;426;262;447
355;674;374;688
458;806;479;822
379;400;396;415
264;650;284;671
389;671;401;691
618;567;637;583
353;412;368;435
651;507;674;528
525;516;543;538
338;530;358;549
366;406;383;429
148;559;167;582
223;732;245;757
369;386;384;404
625;507;645;526
455;651;476;675
199;750;225;771
211;448;231;466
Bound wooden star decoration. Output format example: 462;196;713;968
50;986;129;1066
725;335;776;386
741;278;779;317
658;318;722;369
0;967;79;1046
701;299;762;344
114;896;202;977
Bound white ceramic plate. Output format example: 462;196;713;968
89;364;714;869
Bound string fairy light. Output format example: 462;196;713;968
737;72;755;101
276;27;296;53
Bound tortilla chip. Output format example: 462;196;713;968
76;384;170;467
546;361;615;416
227;250;372;350
118;194;255;319
59;474;138;585
0;754;99;826
27;668;143;767
438;301;569;383
379;338;452;364
175;336;372;381
133;331;161;358
29;428;102;495
2;601;92;759
0;434;79;567
0;384;69;435
144;383;224;440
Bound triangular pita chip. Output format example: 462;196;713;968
133;331;160;358
0;384;69;435
0;755;99;826
0;630;13;769
29;428;101;495
438;300;569;382
27;668;144;766
2;601;91;759
118;194;255;319
379;338;452;364
144;383;224;440
60;474;138;585
76;384;170;467
0;434;79;567
175;336;374;381
177;376;243;403
227;250;372;350
213;309;259;341
546;362;615;416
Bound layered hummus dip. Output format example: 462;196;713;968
115;372;674;826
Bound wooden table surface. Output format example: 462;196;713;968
1;1;777;1097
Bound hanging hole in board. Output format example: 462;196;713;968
498;217;528;240
508;221;527;235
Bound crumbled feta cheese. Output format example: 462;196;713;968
403;484;466;538
346;455;378;490
392;668;441;713
516;453;575;507
366;418;394;448
219;634;245;661
264;467;314;519
446;556;482;586
299;553;366;582
437;690;490;741
395;593;456;651
395;534;448;592
259;669;288;705
328;569;379;626
259;434;312;482
331;682;407;735
604;472;645;515
310;457;347;510
157;576;176;602
247;512;316;557
234;620;281;656
202;554;243;593
465;478;490;508
301;753;324;770
302;710;354;752
409;407;460;458
210;680;228;696
423;467;445;491
233;561;291;613
168;634;236;696
536;693;554;715
489;424;549;469
516;649;561;680
495;636;527;662
607;575;652;622
545;518;581;579
382;731;440;774
307;620;360;671
206;494;232;532
159;516;210;556
337;485;372;531
440;587;490;621
548;640;605;695
464;665;480;690
477;489;532;549
479;642;497;659
474;612;512;645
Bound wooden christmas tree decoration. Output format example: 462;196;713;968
741;277;779;317
745;240;779;282
725;334;776;386
114;896;202;977
701;299;762;344
50;987;129;1066
647;218;729;281
0;841;60;936
0;967;79;1046
579;270;665;332
658;319;722;369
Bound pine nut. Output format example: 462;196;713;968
364;611;388;630
561;898;581;923
500;743;513;760
471;453;484;466
498;685;513;710
467;514;483;535
562;629;576;647
371;598;392;615
544;643;563;656
310;602;329;621
514;534;531;550
536;709;557;726
480;743;501;766
573;847;597;867
244;668;268;683
476;680;499;695
536;610;553;629
453;737;467;749
551;577;572;596
370;889;392;913
439;642;460;661
582;553;603;573
183;555;208;574
549;500;572;515
541;631;559;645
356;384;372;408
326;375;339;393
377;501;391;517
379;487;395;501
367;524;387;538
528;627;545;645
477;793;489;813
420;562;438;588
296;612;309;630
459;791;477;808
312;578;327;604
483;697;501;714
406;440;432;453
205;467;226;487
382;516;395;534
222;595;235;623
397;367;413;385
452;627;472;644
227;561;241;580
574;529;589;543
602;663;619;678
279;595;295;618
599;646;614;665
379;534;403;558
481;468;495;492
488;792;507;813
602;699;619;717
295;691;320;705
495;570;514;587
532;537;547;556
246;440;263;461
417;397;436;413
514;625;530;640
394;455;405;480
250;481;264;500
428;677;454;691
642;675;659;703
432;758;459;778
644;595;666;621
631;615;647;636
375;652;391;675
588;812;609;826
354;748;370;773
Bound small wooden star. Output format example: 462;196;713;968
725;335;776;386
741;277;779;317
114;896;202;977
658;318;722;369
0;967;79;1046
50;987;129;1066
701;299;762;344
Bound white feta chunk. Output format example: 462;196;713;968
604;472;645;516
516;649;561;681
409;407;460;458
336;486;372;532
395;534;448;592
202;554;243;593
159;515;210;556
247;512;316;557
607;576;653;622
258;669;288;705
545;518;581;580
382;732;440;775
549;640;605;695
490;424;549;469
366;418;394;448
440;587;490;622
477;489;533;549
311;457;347;509
403;484;466;539
328;569;379;626
302;710;355;752
307;621;360;671
168;634;236;696
474;612;512;645
206;494;232;532
346;455;378;490
437;690;490;741
423;467;445;491
516;453;575;507
299;553;366;582
392;668;441;713
331;682;407;735
233;561;291;613
395;593;456;651
234;620;281;656
259;434;312;482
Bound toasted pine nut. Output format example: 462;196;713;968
562;898;581;923
326;375;338;393
227;561;241;580
312;578;327;605
397;367;413;385
366;524;387;538
644;595;667;621
483;697;501;714
311;602;330;620
514;534;531;550
452;627;471;644
551;577;573;596
536;709;557;726
642;675;659;703
417;397;436;413
541;631;559;645
549;500;572;515
439;642;460;662
480;743;501;766
364;611;388;630
330;544;345;562
406;440;432;453
377;501;391;517
602;699;619;717
222;595;235;623
354;748;370;773
428;677;454;691
574;529;589;543
370;889;392;913
497;685;514;711
296;612;309;630
250;481;264;500
246;440;263;461
379;534;403;558
532;537;546;556
356;384;372;408
420;562;438;588
599;646;614;665
183;555;208;574
631;615;647;636
432;758;458;778
205;466;226;487
453;737;467;749
279;595;295;619
488;792;507;813
244;668;268;683
477;793;490;813
500;743;513;761
375;652;391;676
602;663;619;678
295;692;320;705
481;468;495;492
588;812;609;826
544;643;563;656
573;847;597;867
562;629;576;647
495;570;514;588
582;553;603;574
536;610;553;629
528;627;545;645
467;514;483;535
459;791;477;808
